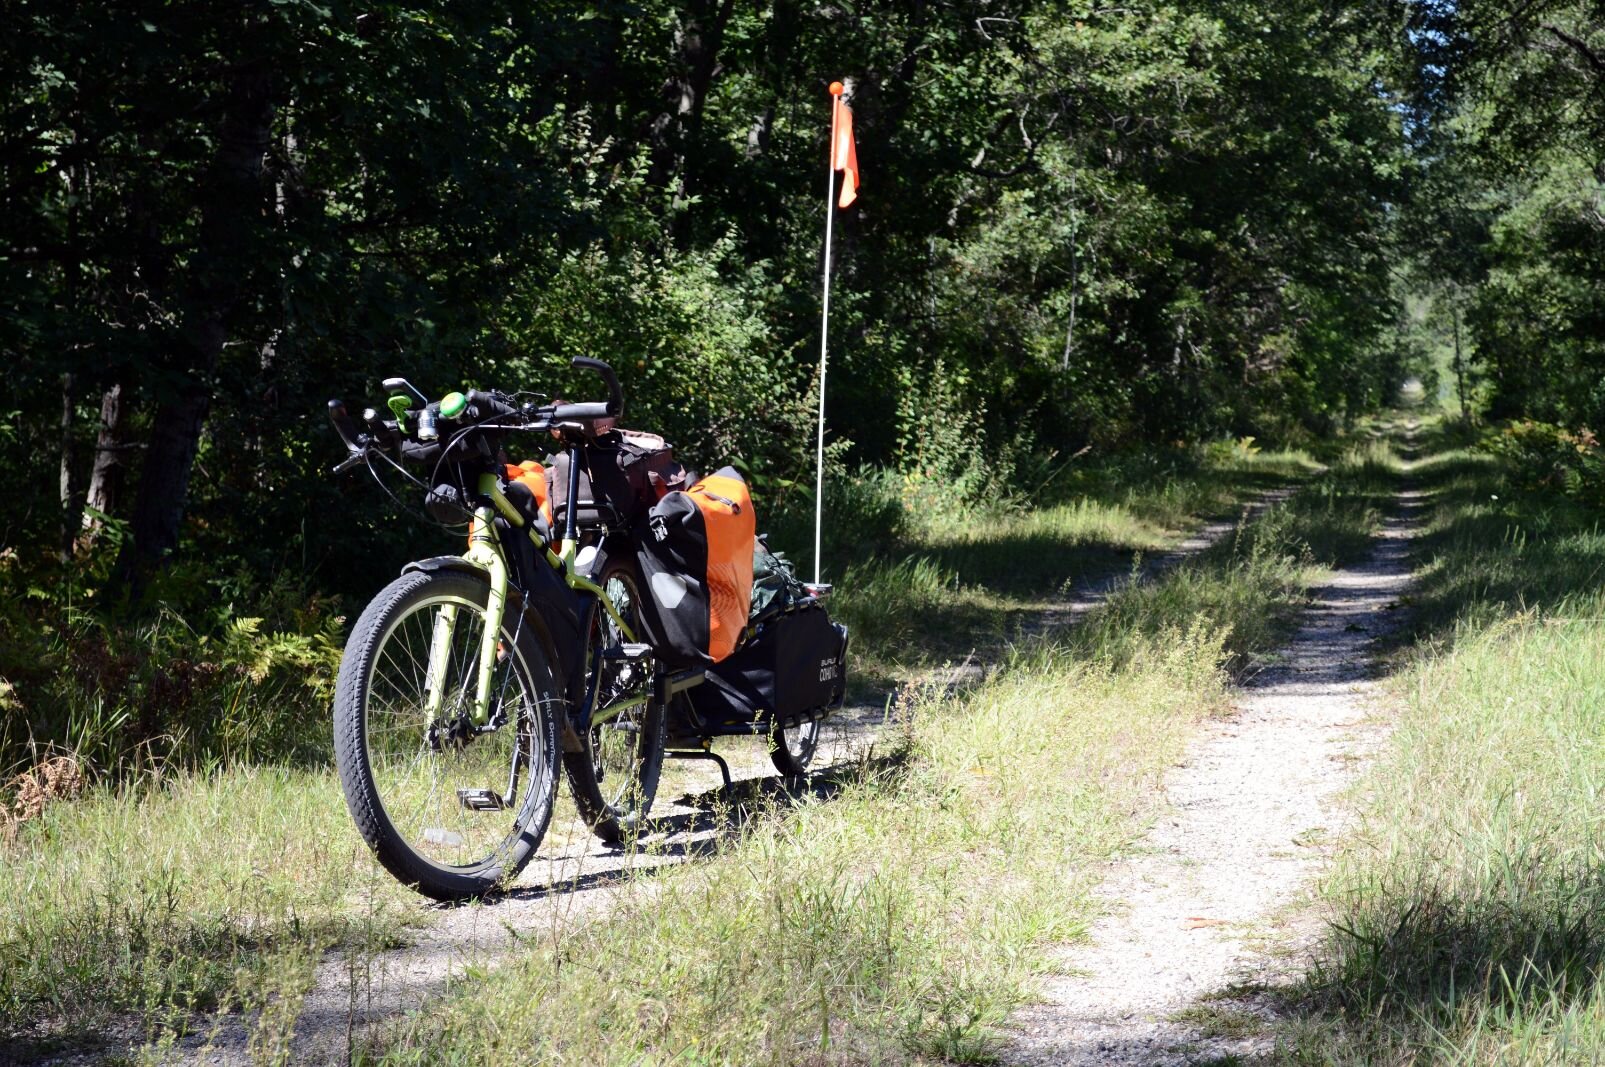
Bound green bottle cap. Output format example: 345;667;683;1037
440;391;467;419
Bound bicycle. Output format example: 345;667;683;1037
326;358;846;901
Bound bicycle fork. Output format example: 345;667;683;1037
423;498;510;728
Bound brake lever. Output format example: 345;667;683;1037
333;450;368;474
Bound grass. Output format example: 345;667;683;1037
830;446;1323;684
0;438;1369;1062
1272;417;1605;1062
1169;1004;1266;1040
366;629;1236;1065
1070;439;1396;679
0;764;417;1062
359;462;1383;1065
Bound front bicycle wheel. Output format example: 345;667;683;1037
334;569;561;901
563;561;665;844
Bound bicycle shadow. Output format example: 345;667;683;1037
487;747;909;906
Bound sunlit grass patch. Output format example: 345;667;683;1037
0;764;415;1056
1281;431;1605;1062
1290;613;1605;1063
1069;444;1393;678
832;446;1324;683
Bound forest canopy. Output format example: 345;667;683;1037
3;0;1426;603
5;0;1604;627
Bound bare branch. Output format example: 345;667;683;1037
1543;22;1605;77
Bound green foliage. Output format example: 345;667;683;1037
0;0;1417;606
0;0;1431;832
0;568;344;777
1402;3;1605;437
504;239;815;486
1483;419;1605;507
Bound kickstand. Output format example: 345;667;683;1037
667;747;733;792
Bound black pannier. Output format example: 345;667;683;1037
547;430;685;532
684;600;849;731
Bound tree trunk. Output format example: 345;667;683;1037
112;61;273;599
1452;296;1469;425
58;372;77;562
648;0;738;198
1062;177;1080;371
80;380;128;545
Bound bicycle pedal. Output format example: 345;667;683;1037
456;788;506;811
602;643;651;660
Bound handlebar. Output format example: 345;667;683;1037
327;399;362;449
551;401;612;422
327;357;626;475
570;356;623;418
466;389;521;423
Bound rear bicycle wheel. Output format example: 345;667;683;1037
563;561;665;843
334;569;561;901
769;718;822;777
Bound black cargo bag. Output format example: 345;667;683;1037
685;602;849;730
546;430;685;532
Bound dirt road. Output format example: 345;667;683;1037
1004;477;1423;1065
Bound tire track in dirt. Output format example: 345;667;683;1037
56;490;1289;1067
1004;463;1423;1065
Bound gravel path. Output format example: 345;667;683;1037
1003;479;1425;1066
40;491;1286;1066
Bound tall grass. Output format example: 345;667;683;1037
1071;441;1394;677
829;446;1323;679
0;765;414;1058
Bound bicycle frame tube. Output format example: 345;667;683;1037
543;446;638;641
463;471;638;724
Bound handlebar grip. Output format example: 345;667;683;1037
361;407;401;449
328;399;362;451
400;439;442;464
570;356;624;417
467;389;519;421
552;401;612;422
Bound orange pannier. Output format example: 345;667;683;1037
504;460;555;531
632;467;756;667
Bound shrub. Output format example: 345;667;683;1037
1484;420;1605;507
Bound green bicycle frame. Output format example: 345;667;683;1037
425;471;637;725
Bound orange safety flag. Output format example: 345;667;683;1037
833;99;860;208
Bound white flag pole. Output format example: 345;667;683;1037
814;84;842;586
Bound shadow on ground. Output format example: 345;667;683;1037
470;747;912;908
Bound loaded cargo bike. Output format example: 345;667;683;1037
325;358;848;900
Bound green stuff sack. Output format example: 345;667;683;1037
749;539;808;626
